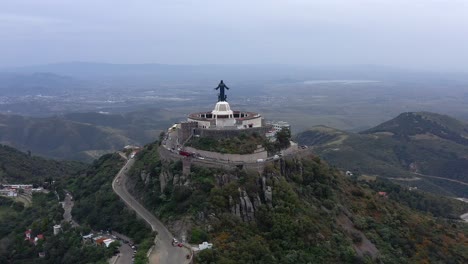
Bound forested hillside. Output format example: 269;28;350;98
295;112;468;197
0;193;113;263
0;110;174;161
126;142;468;263
0;144;85;183
0;148;154;263
68;154;154;243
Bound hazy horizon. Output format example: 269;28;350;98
1;1;468;72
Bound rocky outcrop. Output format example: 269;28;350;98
260;176;273;207
215;173;238;186
264;186;273;206
159;170;172;192
229;196;241;219
239;189;255;222
140;170;151;185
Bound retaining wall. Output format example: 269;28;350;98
184;146;267;163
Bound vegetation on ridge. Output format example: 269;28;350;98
0;144;86;183
295;112;468;197
127;141;468;264
186;132;265;154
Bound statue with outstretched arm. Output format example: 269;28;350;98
214;80;229;102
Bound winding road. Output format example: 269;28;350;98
112;157;190;264
413;172;468;186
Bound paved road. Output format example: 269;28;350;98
112;158;190;264
62;192;79;227
413;172;468;186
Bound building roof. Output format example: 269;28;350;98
103;238;115;247
95;237;106;244
212;101;233;116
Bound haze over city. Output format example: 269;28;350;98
1;0;468;71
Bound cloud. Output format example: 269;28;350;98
0;0;467;70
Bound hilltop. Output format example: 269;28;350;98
363;112;468;143
124;141;468;263
295;112;468;196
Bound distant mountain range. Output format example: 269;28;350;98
6;62;468;83
0;72;91;96
296;112;468;197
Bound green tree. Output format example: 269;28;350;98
276;127;291;150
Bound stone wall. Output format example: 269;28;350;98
178;122;199;144
184;146;267;163
193;125;271;140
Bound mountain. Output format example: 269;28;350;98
295;112;468;197
9;62;468;84
0;114;136;161
363;112;468;143
0;72;90;96
0;109;176;161
124;142;468;263
0;144;85;183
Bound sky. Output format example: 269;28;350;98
1;0;468;71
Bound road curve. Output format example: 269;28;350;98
112;158;190;264
413;172;468;186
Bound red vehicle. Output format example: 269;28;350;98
179;150;191;157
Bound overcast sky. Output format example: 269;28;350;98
1;0;467;71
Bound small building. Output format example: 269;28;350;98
34;235;44;245
3;184;33;190
94;237;106;246
103;238;116;248
378;191;388;198
25;229;32;240
53;225;61;235
198;241;213;250
269;121;290;132
82;233;94;240
345;171;353;177
0;189;17;197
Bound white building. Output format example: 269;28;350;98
268;121;290;133
198;242;213;250
188;101;263;129
53;225;61;235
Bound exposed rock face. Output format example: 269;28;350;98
140;170;151;185
261;176;273;207
173;174;180;186
159;159;284;222
239;189;255;222
229;196;241;219
159;160;193;191
159;170;172;192
253;194;262;209
264;186;273;206
215;173;238;186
